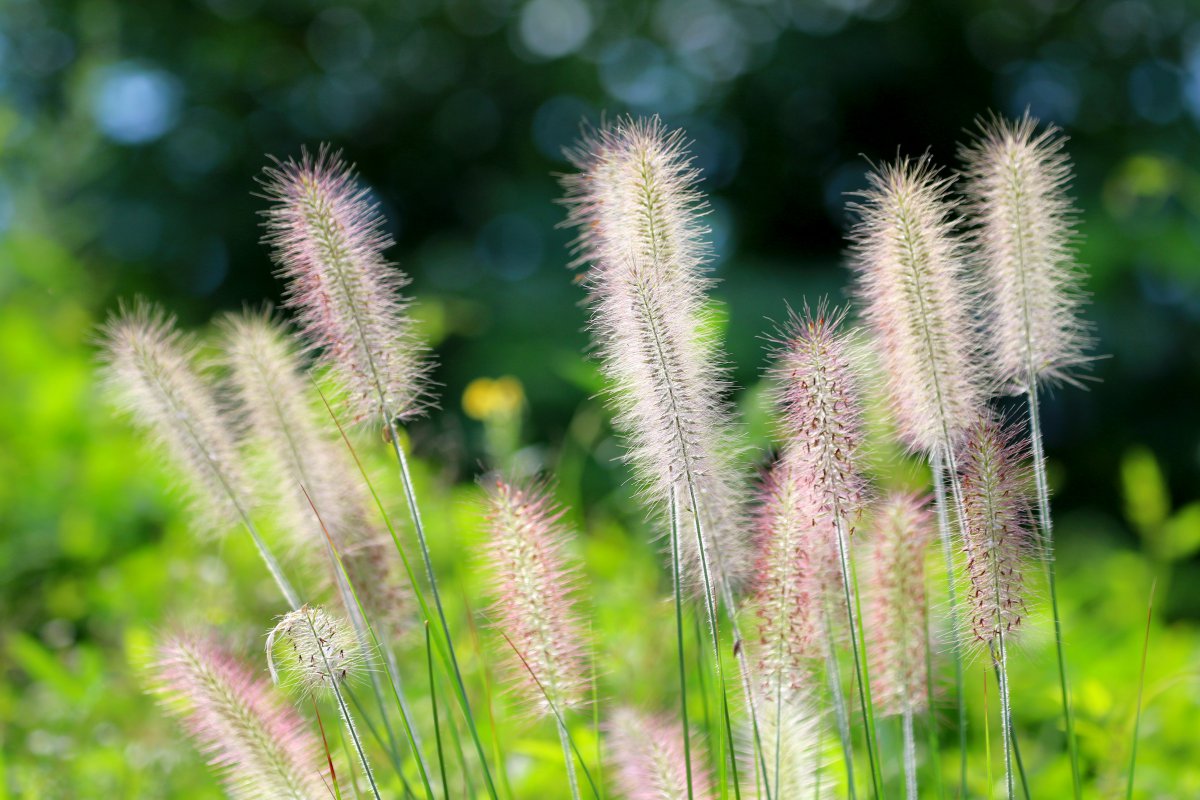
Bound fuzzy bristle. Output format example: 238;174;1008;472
866;493;934;716
847;156;984;455
957;419;1035;652
151;634;325;800
750;455;831;700
748;690;822;799
218;310;410;637
607;708;716;800
482;478;588;717
960;112;1092;391
99;301;249;535
267;605;364;694
259;146;431;425
559;115;750;597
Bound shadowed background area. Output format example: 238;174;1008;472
2;0;1199;796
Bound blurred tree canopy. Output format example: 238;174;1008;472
3;0;1200;593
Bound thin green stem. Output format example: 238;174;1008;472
821;609;857;800
902;704;917;800
990;640;1014;800
558;719;582;800
426;623;451;800
669;491;697;800
931;450;967;795
1026;382;1082;799
1126;579;1156;800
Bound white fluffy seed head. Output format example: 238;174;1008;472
99;301;249;536
559;115;751;598
746;690;822;800
959;112;1093;391
267;605;364;695
866;492;934;717
259;147;432;426
847;155;985;455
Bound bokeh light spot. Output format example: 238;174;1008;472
90;63;182;145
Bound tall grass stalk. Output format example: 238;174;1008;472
932;450;968;789
1126;579;1155;800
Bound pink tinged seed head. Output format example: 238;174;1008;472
259;146;431;426
750;455;831;700
559;115;751;598
151;634;325;800
959;112;1093;391
482;477;588;717
99;301;250;536
607;708;716;800
847;156;985;455
219;311;411;638
866;492;934;717
267;605;364;695
956;418;1035;653
769;301;870;529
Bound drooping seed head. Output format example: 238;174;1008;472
481;477;588;717
559;115;750;598
959;112;1093;391
866;492;934;717
99;301;250;535
259;147;431;426
847;155;985;455
956;418;1035;653
151;634;325;800
607;708;716;800
267;605;364;694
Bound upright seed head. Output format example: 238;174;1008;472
957;418;1035;653
959;112;1092;391
259;147;431;426
267;605;364;694
847;156;985;455
481;477;588;718
151;634;325;800
747;690;822;799
866;492;934;717
750;455;830;701
559;115;750;598
98;301;249;535
606;708;716;800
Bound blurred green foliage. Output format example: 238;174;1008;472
2;0;1199;796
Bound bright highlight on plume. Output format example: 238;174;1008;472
559;115;750;596
749;691;821;799
99;301;250;535
268;605;364;693
259;147;431;425
151;635;325;800
848;156;984;455
482;478;588;717
957;419;1035;653
866;493;934;716
960;113;1092;390
607;708;715;800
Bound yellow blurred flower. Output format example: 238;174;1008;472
462;375;525;421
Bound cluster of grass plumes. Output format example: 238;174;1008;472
99;111;1098;799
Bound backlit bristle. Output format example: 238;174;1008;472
267;605;364;694
607;708;716;800
559;115;750;598
259;147;431;426
847;156;985;455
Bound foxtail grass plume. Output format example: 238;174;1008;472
559;115;750;596
866;493;934;716
99;301;250;535
607;708;715;800
151;634;325;800
267;605;364;693
219;310;411;639
748;690;821;799
960;113;1091;390
848;156;984;454
259;147;431;426
750;456;829;700
957;419;1035;653
482;477;588;717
